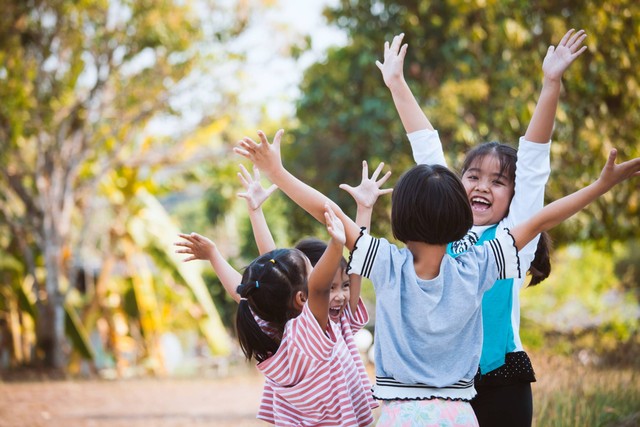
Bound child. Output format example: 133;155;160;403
177;205;377;426
175;163;390;426
377;30;587;425
234;129;640;425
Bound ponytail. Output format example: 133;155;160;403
236;298;278;363
527;231;552;287
234;249;309;362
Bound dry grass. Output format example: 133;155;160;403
530;351;640;427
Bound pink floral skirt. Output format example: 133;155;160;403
376;399;478;426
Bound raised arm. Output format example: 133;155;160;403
377;33;446;166
237;164;278;254
511;150;640;250
307;205;347;328
376;33;433;133
174;233;242;303
524;29;587;143
234;130;362;250
339;160;392;311
339;160;393;228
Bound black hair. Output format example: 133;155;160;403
294;237;348;270
392;164;473;244
527;231;552;286
461;141;552;285
461;141;517;184
235;248;309;362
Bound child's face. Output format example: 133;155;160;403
461;154;515;226
328;268;350;323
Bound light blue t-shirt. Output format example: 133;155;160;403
347;229;520;401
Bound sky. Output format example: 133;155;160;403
235;0;347;119
147;0;346;136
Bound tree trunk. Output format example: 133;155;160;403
36;240;67;370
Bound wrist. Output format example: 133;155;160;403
386;76;408;92
542;75;563;87
328;236;346;249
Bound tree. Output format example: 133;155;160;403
0;0;249;370
287;0;639;244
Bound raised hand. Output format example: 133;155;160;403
234;129;284;178
324;204;346;246
597;149;640;189
542;29;588;82
339;161;393;209
174;232;216;262
375;33;409;89
237;164;278;211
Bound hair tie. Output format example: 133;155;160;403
240;297;247;301
269;259;275;264
255;280;260;288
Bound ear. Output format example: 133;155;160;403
293;291;307;311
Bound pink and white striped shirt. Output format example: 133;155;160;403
256;299;376;426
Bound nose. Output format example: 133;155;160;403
476;179;489;192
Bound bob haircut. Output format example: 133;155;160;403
392;164;473;245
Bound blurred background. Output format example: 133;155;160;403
0;0;638;425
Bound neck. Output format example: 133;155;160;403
406;241;447;280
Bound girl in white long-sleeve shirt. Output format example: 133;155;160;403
377;29;587;426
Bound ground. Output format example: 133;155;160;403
0;369;268;427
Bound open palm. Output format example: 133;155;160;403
542;29;588;80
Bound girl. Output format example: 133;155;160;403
175;163;390;426
234;128;640;426
377;30;587;425
177;205;377;426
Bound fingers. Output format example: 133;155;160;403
265;184;278;197
558;28;575;47
566;29;585;48
390;33;405;53
398;43;408;60
361;160;369;180
377;170;392;186
257;130;269;145
233;147;250;158
273;129;284;149
338;183;355;196
371;162;385;180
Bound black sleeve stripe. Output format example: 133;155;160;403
361;237;380;278
488;238;507;280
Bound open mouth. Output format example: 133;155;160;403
329;306;342;319
471;196;491;211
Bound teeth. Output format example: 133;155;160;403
471;197;490;205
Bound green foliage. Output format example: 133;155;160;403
290;0;640;242
521;241;639;354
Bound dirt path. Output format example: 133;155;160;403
0;370;267;427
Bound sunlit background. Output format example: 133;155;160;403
1;0;639;425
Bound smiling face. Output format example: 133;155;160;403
461;154;515;226
328;268;350;323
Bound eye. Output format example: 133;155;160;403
493;179;505;186
343;282;350;289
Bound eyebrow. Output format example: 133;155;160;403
464;167;508;179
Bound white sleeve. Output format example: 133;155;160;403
346;231;380;278
487;231;521;281
502;137;551;269
407;129;447;167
